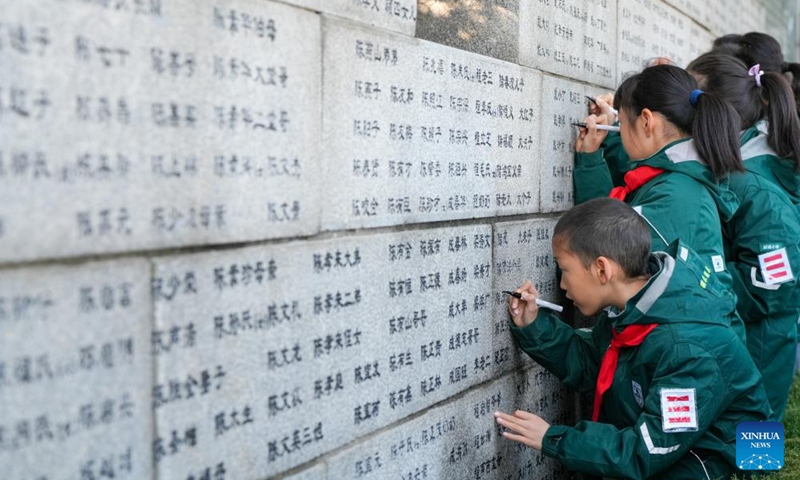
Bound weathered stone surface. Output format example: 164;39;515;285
152;224;494;478
617;0;692;80
492;218;561;371
687;20;714;61
278;0;417;36
280;462;328;480
663;0;711;34
706;0;767;38
0;0;321;264
325;368;572;480
0;259;153;480
416;0;520;63
520;0;617;88
539;75;591;213
321;17;542;231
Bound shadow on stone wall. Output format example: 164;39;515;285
416;0;520;62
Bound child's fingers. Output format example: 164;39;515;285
495;411;527;430
514;410;537;420
502;430;536;448
597;93;614;105
596;98;617;122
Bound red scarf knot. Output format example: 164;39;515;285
609;166;666;201
592;323;659;422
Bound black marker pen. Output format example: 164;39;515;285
502;291;563;312
571;122;620;132
586;95;619;116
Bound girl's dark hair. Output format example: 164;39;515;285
712;32;800;115
613;64;744;179
688;52;800;169
554;198;650;278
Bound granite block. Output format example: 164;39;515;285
0;0;321;263
152;224;495;478
617;0;692;81
278;0;417;36
0;259;153;480
326;368;572;480
416;0;520;63
520;0;617;88
539;75;591;213
321;17;543;231
492;218;561;372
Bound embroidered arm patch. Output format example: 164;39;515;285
660;388;698;432
758;247;794;285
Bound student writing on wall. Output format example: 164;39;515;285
572;64;747;340
496;197;772;480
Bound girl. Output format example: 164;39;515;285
573;64;746;340
712;32;800;115
687;51;800;420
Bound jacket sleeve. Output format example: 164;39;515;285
601;131;630;187
574;150;615;204
725;183;800;322
509;311;607;391
539;341;732;479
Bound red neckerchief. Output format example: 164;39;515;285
609;166;666;201
592;323;659;422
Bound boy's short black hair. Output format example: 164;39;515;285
553;198;651;277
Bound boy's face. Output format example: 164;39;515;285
553;242;606;316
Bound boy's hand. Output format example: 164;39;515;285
574;114;609;154
494;410;550;451
507;280;539;327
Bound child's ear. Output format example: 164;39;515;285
640;108;654;135
594;256;614;284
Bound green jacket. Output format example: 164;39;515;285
574;138;745;340
511;242;772;479
739;122;800;208
726;122;800;420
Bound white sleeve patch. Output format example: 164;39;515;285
640;423;681;454
679;247;689;262
758;247;794;285
711;255;725;273
751;267;780;291
660;388;698;432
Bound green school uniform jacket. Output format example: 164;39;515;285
725;122;800;420
511;243;772;480
573;138;745;340
739;122;800;208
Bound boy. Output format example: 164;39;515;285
496;198;772;479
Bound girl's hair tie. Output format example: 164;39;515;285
689;89;704;107
748;64;764;87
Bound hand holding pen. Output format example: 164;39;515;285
504;280;562;327
586;94;618;120
573;114;610;154
502;290;563;312
571;122;620;132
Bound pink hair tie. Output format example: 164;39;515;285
748;64;764;87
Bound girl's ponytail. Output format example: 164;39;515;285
760;71;800;169
783;62;800;118
691;91;745;179
711;32;800;118
615;65;745;179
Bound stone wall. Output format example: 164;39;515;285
0;1;793;480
